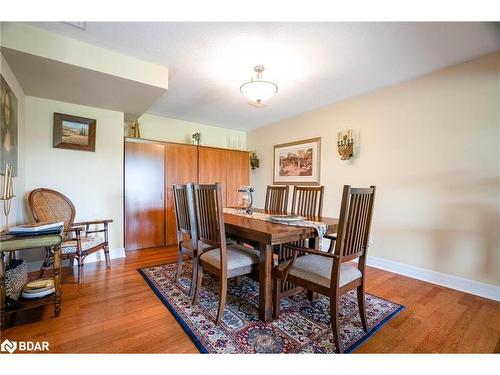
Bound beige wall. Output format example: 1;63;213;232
135;113;246;150
1;52;25;230
24;97;124;261
247;52;500;286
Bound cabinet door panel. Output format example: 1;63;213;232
226;151;250;207
124;141;165;250
198;147;228;207
165;143;198;245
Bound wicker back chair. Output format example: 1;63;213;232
28;188;113;283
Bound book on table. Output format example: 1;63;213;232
8;221;64;235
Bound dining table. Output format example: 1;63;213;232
223;208;339;322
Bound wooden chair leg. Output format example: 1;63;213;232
233;276;241;287
273;275;282;320
104;246;111;269
77;258;84;284
330;295;343;354
188;256;198;298
175;248;183;283
307;290;317;301
357;285;368;333
69;255;75;268
215;277;228;325
192;265;203;305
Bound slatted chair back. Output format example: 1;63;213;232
172;184;197;246
28;188;76;228
334;185;376;263
290;186;324;217
264;185;289;213
189;183;227;273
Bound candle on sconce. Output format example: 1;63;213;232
8;164;13;198
2;164;9;199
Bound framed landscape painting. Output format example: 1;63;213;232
273;137;321;185
53;113;96;152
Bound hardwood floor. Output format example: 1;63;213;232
2;247;499;353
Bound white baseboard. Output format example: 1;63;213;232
366;255;500;302
25;247;126;273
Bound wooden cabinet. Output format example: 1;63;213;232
124;141;165;251
227;150;250;206
124;139;249;250
198;147;229;206
165;143;198;245
198;146;250;207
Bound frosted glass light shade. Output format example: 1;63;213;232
240;80;278;104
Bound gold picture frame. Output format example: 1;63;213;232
273;137;321;185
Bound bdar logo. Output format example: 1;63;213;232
1;339;17;353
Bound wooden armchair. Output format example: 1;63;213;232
273;185;376;353
279;185;326;293
28;188;113;283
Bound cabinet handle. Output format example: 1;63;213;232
161;192;163;201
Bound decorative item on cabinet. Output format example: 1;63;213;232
336;129;354;160
130;120;141;138
249;151;259;170
191;132;201;146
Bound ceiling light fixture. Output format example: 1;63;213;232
240;65;278;107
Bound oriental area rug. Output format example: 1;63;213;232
138;262;404;353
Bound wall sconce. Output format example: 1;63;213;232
337;129;354;160
249;151;260;170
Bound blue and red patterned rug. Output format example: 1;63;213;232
138;262;404;353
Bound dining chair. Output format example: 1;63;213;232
28;188;113;283
190;183;260;325
273;185;376;353
279;185;328;293
290;185;324;217
264;185;289;213
173;184;199;298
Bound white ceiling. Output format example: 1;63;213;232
27;22;500;131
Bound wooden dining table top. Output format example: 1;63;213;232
223;207;339;246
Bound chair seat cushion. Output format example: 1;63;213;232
62;235;104;255
200;244;259;270
288;255;362;288
181;238;235;253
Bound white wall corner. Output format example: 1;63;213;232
365;255;500;302
25;247;126;273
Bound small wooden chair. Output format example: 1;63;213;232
173;184;198;297
264;185;289;213
273;185;376;353
28;188;113;283
190;183;260;325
